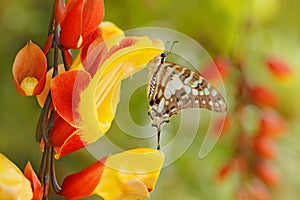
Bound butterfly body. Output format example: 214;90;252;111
147;53;227;149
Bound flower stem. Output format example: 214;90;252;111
50;147;62;194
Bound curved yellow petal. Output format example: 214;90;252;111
93;148;165;200
0;154;33;200
100;21;125;50
78;37;163;144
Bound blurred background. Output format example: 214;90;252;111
1;0;300;199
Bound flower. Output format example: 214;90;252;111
248;85;278;108
49;23;163;158
58;0;105;49
0;154;36;199
24;162;43;200
61;148;165;200
12;41;47;96
201;56;230;82
266;57;293;79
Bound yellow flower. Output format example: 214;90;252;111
0;154;33;200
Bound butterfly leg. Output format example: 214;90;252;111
156;128;161;150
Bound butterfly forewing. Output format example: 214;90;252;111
148;62;226;122
147;54;227;149
174;65;227;112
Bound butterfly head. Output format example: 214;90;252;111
148;41;178;68
148;52;167;69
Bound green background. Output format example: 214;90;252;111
1;0;300;199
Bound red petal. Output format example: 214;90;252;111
63;49;73;68
50;112;77;148
51;70;91;126
61;157;107;199
43;34;54;54
82;36;107;76
251;181;271;200
253;135;276;159
59;0;104;49
12;41;47;96
82;0;104;40
248;86;278;108
50;112;85;158
201;56;230;81
81;28;102;62
55;131;86;158
55;0;66;24
255;162;279;187
217;162;233;181
259;109;286;138
59;0;83;49
266;57;292;78
24;162;43;200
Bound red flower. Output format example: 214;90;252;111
59;0;105;49
24;162;43;200
258;109;286;138
12;41;47;96
201;56;230;81
255;162;279;187
253;135;276;159
248;86;278;108
61;149;164;199
266;57;292;79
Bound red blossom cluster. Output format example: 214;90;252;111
8;0;165;199
215;56;290;200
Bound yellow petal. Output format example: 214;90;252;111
93;148;165;200
0;154;33;200
20;77;39;96
78;37;163;144
99;21;125;50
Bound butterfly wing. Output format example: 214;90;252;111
173;65;227;112
148;63;227;129
147;61;227;149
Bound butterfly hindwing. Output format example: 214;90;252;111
147;53;227;149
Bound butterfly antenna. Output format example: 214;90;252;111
168;40;178;54
164;41;179;55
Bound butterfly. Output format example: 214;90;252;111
147;42;227;150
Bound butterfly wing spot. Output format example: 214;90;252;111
192;89;198;96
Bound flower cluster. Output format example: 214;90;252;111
6;0;165;199
215;56;290;199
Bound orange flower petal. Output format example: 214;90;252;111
24;162;42;200
202;56;230;81
81;0;104;39
54;0;65;24
43;34;54;54
266;57;293;79
51;70;92;126
61;157;107;199
258;109;286;138
248;86;278;108
59;0;104;49
59;0;83;49
12;41;47;96
49;112;85;159
253;135;276;159
63;49;73;68
255;162;279;187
